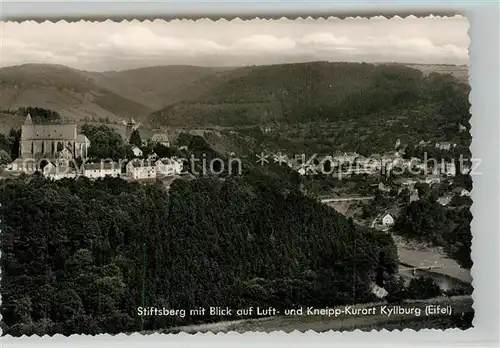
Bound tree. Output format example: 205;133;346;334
0;149;12;165
81;124;133;161
129;130;142;147
406;276;442;300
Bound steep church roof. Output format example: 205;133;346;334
21;124;77;140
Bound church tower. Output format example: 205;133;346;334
125;117;136;143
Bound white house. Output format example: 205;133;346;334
435;142;456;151
409;191;419;203
6;157;38;173
132;146;143;158
382;214;395;227
83;162;121;179
43;162;77;180
155;157;183;177
425;176;441;185
126;159;156;180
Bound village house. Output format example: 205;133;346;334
6;158;38;173
453;187;471;197
132;146;143;158
435;142;456;151
332;152;358;164
382;213;395;227
43;162;77;180
126;159;156;180
148;152;159;161
151;133;171;147
155;158;183;177
425;176;441;185
378;182;391;193
409;190;420;203
83;162;122;179
395;178;418;187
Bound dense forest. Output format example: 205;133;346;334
0;173;398;336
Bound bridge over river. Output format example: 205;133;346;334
319;196;472;289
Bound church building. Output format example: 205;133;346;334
19;113;90;160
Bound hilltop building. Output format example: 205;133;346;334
19;113;90;160
8;113;90;173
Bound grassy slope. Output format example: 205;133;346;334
0;64;154;124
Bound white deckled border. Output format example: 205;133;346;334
0;4;498;348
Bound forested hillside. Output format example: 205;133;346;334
149;62;470;128
0;174;397;336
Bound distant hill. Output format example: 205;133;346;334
0;64;154;124
148;61;465;128
406;64;468;84
84;65;234;110
0;64;232;126
0;62;469;132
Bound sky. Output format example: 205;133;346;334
0;16;469;72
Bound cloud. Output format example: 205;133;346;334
300;32;351;47
0;17;469;71
233;35;296;52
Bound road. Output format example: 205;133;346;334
320;195;375;203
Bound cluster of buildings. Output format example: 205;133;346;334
372;184;471;231
271;148;469;178
3;113;182;181
43;157;184;181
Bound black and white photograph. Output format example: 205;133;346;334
0;16;474;336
